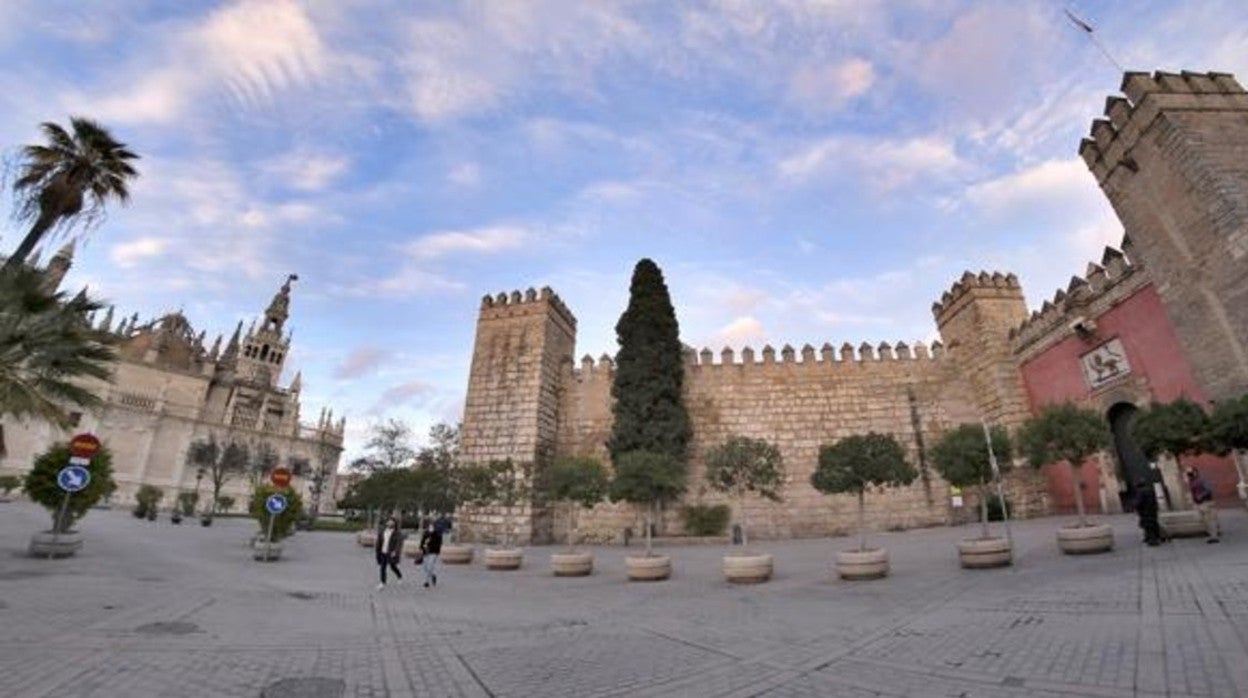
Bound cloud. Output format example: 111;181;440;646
963;158;1116;234
261;151;350;192
786;58;875;113
405;225;529;260
447;162;481;187
714;316;765;346
370;380;438;414
334;347;391;380
110;237;169;268
779;135;964;190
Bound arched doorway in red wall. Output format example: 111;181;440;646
1108;402;1169;512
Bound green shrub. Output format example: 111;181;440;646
310;518;366;532
0;474;21;495
132;484;163;519
22;442;116;532
982;494;1011;522
215;495;235;513
249;485;304;541
681;504;731;536
177;491;199;516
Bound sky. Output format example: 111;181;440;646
2;0;1247;461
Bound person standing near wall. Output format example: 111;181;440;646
1186;468;1220;543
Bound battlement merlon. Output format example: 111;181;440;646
931;270;1022;327
1079;70;1248;185
478;286;578;331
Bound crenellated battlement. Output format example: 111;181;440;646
1010;236;1147;354
569;338;947;382
931;270;1021;326
479;285;577;330
1079;70;1248;185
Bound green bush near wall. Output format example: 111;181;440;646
681;504;731;536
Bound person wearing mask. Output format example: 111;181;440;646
374;516;405;590
419;519;442;588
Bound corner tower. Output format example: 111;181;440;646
236;274;296;387
932;271;1030;427
459;287;577;543
1080;70;1248;401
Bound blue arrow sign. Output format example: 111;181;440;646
57;465;91;493
265;493;288;515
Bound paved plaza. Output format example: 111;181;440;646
2;503;1247;697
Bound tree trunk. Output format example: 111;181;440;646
739;496;749;548
3;211;58;270
978;482;990;539
568;504;578;552
857;489;866;551
645;502;654;556
1070;462;1088;526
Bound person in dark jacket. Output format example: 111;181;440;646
419;519;443;588
1135;477;1161;546
374;516;404;590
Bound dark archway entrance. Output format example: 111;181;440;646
1108;402;1158;512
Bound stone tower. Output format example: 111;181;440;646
459;287;577;543
1079;70;1248;401
236;274;296;388
932;271;1031;427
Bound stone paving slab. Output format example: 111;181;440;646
2;501;1247;697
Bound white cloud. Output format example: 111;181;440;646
447;162;481;188
405;225;529;260
109;237;169;268
965;159;1098;218
714;316;765;346
261;151;350;192
334;347;391;380
779;135;963;190
787;58;875;112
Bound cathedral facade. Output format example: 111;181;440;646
0;261;344;513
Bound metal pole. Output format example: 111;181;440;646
51;491;72;556
982;420;1013;549
265;511;276;561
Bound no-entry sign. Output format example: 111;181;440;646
68;433;101;460
270;467;292;487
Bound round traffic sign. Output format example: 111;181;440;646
270;467;292;487
68;433;101;460
265;493;288;515
57;465;91;493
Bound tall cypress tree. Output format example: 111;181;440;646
608;259;692;463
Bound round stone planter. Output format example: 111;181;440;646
835;548;889;580
356;529;377;548
626;554;671;581
1056;523;1114;555
1160;510;1206;539
252;540;283;562
440;543;474;565
722;553;773;583
200;516;213;527
402;539;423;559
485;548;523;570
956;537;1012;569
551;551;594;577
28;531;83;558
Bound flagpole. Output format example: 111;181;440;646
1064;7;1123;73
982;420;1013;549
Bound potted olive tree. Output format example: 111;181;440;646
0;474;20;502
931;423;1013;568
610;450;687;581
1209;393;1248;508
248;484;303;561
704;436;784;583
1019;403;1114;554
483;459;533;571
133;484;163;521
23;442;116;557
438;464;496;564
811;433;917;580
536;456;609;577
1133;399;1213;537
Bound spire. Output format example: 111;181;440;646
208;334;222;360
246;318;256;340
52;240;75;261
262;274;298;335
290;371;302;393
221;320;243;362
99;306;114;333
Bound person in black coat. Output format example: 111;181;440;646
419;519;443;588
374;516;404;590
1135;477;1161;546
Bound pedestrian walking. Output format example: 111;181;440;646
419;519;442;588
1186;468;1220;543
375;516;405;590
1134;476;1161;546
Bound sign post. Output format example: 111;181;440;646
982;420;1013;548
263;493;288;561
53;463;91;551
270;467;292;488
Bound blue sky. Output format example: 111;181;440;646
2;0;1247;459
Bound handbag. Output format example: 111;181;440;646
414;551;424;565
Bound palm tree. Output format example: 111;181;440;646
0;266;115;426
4;117;139;269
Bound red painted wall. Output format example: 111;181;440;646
1019;284;1238;510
